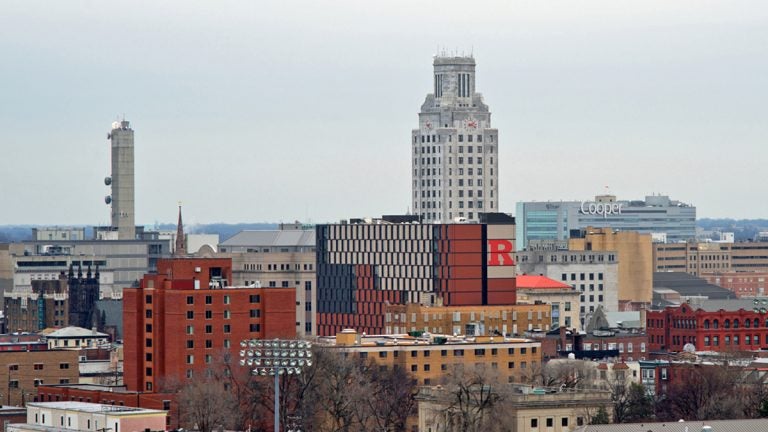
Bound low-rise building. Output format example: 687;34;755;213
383;303;551;337
11;401;166;432
647;298;768;353
702;271;768;297
0;349;79;406
542;326;649;362
515;275;581;330
320;329;543;385
36;385;177;430
638;359;670;396
417;383;612;432
44;327;110;350
573;418;768;432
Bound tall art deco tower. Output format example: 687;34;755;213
411;55;499;223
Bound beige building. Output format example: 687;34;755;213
323;329;543;386
217;227;316;336
654;241;768;276
417;384;612;432
12;401;166;432
570;227;652;308
44;326;110;350
384;303;551;337
515;275;581;331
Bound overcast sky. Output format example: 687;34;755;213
1;1;766;226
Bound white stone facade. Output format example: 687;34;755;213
412;56;499;223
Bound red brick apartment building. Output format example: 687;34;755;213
123;257;296;392
647;299;768;352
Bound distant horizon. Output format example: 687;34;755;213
1;215;768;228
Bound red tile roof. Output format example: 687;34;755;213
516;275;572;290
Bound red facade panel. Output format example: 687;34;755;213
448;224;483;240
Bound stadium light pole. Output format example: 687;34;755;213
240;339;313;432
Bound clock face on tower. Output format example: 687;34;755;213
425;121;433;130
467;119;478;129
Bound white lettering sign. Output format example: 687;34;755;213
580;202;623;218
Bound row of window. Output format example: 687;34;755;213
416;135;494;144
367;347;537;359
416;144;491;154
648;317;768;330
9;363;69;370
416;156;491;167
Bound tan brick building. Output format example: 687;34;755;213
570;227;652;308
323;329;543;385
1;349;79;406
654;241;768;277
384;303;551;337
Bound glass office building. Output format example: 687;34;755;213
516;195;696;250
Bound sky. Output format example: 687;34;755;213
1;1;766;226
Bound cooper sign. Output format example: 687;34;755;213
580;201;623;219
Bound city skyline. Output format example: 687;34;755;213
1;1;767;225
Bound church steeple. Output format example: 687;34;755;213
174;204;187;257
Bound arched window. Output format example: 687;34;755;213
714;319;719;329
734;319;740;329
746;319;751;328
704;319;710;329
755;318;760;328
725;319;731;329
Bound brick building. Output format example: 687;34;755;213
123;257;296;392
316;213;517;336
654;241;768;276
0;349;79;406
322;329;543;385
4;275;69;332
515;275;581;330
36;384;178;429
702;271;768;297
542;327;649;362
384;302;551;337
16;401;167;432
647;298;768;352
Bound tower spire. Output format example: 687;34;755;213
174;203;187;257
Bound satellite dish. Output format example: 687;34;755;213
104;195;112;205
104;176;112;186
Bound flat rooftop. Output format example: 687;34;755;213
27;401;164;415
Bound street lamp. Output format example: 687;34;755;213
239;339;313;432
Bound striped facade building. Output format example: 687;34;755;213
315;214;517;336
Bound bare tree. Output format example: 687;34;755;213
612;381;653;423
435;365;508;432
177;373;235;432
656;363;744;421
305;349;372;432
365;361;417;431
532;360;594;389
